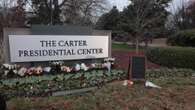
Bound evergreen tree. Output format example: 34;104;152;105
95;6;126;39
97;0;171;52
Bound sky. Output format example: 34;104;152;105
108;0;130;11
109;0;189;12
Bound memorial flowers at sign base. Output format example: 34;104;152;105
0;58;116;78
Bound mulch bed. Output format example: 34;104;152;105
112;50;160;71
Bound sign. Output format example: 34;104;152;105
129;56;146;79
9;35;109;62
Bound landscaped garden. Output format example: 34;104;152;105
5;68;195;110
0;43;195;110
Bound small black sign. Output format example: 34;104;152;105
129;56;146;79
0;94;6;110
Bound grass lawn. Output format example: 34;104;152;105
112;43;132;51
7;76;195;110
112;43;144;51
112;43;135;51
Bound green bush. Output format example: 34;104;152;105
146;47;195;69
167;29;195;47
146;68;194;79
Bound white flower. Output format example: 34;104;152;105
51;61;64;65
145;81;161;89
103;62;111;72
30;86;33;90
18;67;27;77
104;58;115;62
13;70;18;74
2;64;21;70
43;67;51;73
3;64;12;70
81;63;89;71
4;70;9;76
3;64;10;68
61;66;67;72
75;64;81;71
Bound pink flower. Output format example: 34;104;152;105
27;67;36;75
35;66;43;75
61;66;72;73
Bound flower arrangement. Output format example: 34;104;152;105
0;58;115;78
61;66;72;73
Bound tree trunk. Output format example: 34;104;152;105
145;40;148;48
135;38;139;54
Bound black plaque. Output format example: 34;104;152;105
129;56;146;79
0;94;6;110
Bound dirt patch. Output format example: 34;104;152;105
112;50;160;71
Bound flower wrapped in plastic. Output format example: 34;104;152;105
2;64;19;70
104;58;115;65
81;63;89;71
43;67;52;73
61;66;72;73
35;66;43;75
18;67;27;77
50;61;64;66
75;64;81;71
27;67;36;75
102;62;111;72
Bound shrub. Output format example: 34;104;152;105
167;29;195;47
146;68;194;79
146;47;195;69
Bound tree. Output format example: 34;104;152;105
171;0;195;30
95;6;120;30
95;6;130;41
171;0;191;30
27;0;107;25
0;0;26;37
119;0;171;53
26;0;62;25
0;0;26;63
0;0;26;28
183;0;195;28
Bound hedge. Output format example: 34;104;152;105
146;68;194;79
167;29;195;47
146;47;195;69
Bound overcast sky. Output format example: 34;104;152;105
109;0;189;12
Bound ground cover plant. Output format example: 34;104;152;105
5;68;195;110
0;69;126;99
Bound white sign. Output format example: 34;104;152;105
9;35;109;62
